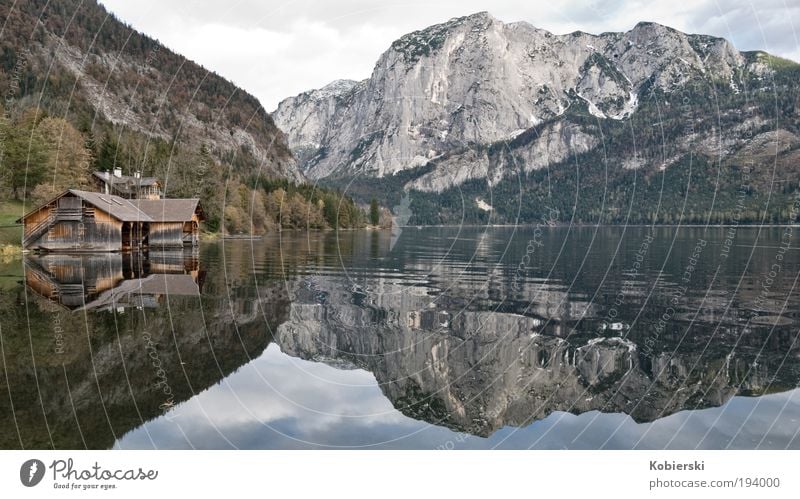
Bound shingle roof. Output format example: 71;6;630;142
17;190;202;224
16;189;154;223
134;199;201;222
69;190;154;222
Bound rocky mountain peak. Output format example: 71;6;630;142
310;79;361;100
272;12;794;196
386;11;498;64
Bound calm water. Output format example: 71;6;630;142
2;226;800;449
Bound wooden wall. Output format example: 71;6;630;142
29;206;122;251
23;204;52;239
148;222;184;248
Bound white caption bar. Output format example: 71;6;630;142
0;451;797;498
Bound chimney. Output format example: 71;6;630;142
134;171;141;179
113;167;122;178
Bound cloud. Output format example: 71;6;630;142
99;0;800;110
687;0;800;59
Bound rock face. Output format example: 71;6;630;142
273;12;765;190
272;79;364;169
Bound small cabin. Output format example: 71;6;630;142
17;189;203;252
92;168;162;199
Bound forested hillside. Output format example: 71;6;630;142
0;0;367;234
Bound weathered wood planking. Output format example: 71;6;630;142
19;190;204;252
148;222;184;248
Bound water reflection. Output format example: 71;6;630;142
116;344;800;449
2;226;800;449
24;251;204;311
274;273;800;437
1;249;288;449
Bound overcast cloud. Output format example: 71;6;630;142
99;0;800;111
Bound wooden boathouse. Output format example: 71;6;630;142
134;199;204;248
17;189;203;252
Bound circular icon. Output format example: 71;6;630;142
20;459;45;487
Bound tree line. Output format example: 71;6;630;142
0;105;385;236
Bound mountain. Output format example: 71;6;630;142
0;0;303;183
273;12;800;225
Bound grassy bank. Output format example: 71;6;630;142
0;199;23;247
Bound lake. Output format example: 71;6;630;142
2;225;799;449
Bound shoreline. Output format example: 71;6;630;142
393;223;800;228
6;223;797;249
211;225;392;240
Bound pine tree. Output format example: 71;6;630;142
95;134;119;171
369;198;379;226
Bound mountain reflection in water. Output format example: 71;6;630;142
2;226;799;449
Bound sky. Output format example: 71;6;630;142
99;0;800;111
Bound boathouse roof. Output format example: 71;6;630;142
134;198;203;222
16;190;201;224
